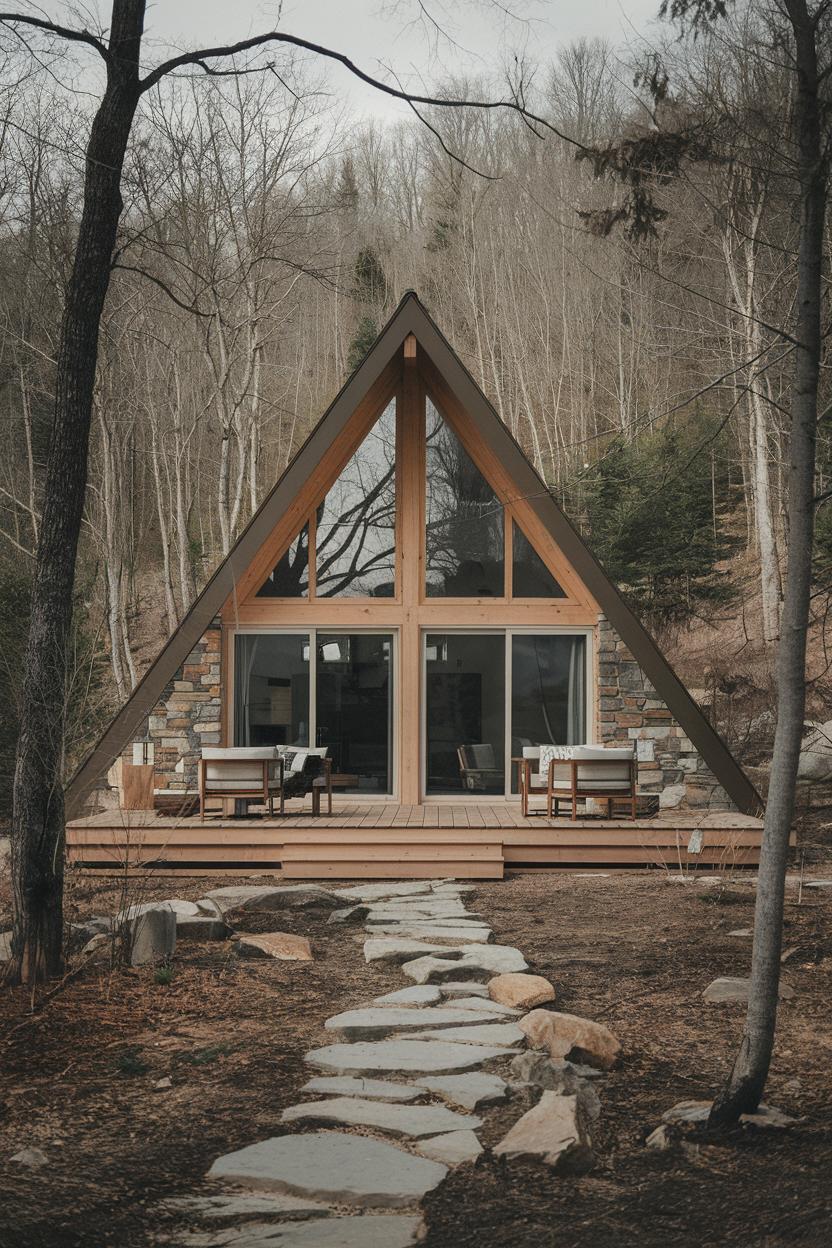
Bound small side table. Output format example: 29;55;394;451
311;773;359;816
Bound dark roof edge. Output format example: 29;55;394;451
65;299;414;816
412;300;763;818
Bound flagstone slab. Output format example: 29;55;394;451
415;1130;483;1165
402;945;528;983
363;939;461;964
163;1193;329;1221
363;925;493;944
413;1073;509;1110
439;982;490;998
207;1132;446;1208
305;1040;515;1075
301;1077;423;1102
336;883;435;901
282;1096;480;1138
373;986;443;1006
324;1006;513;1041
177;1215;422;1247
407;1023;525;1048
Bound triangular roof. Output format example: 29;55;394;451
67;291;762;816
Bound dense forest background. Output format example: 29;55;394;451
1;24;831;811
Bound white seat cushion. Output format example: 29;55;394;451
202;747;276;761
571;746;633;761
522;746;541;761
548;778;633;792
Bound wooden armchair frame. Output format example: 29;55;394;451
199;755;285;820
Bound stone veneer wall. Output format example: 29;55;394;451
597;614;733;811
120;620;222;793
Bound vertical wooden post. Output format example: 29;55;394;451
399;335;423;804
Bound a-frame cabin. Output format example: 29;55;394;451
66;292;765;877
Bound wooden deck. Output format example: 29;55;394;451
66;802;766;878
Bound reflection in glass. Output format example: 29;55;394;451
510;634;586;790
234;634;310;747
256;523;310;597
512;524;566;598
315;633;393;793
425;633;505;794
425;400;504;597
316;400;396;597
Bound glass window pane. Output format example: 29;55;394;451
510;635;586;791
316;399;396;597
425;400;504;597
315;633;393;793
234;634;310;747
256;524;310;597
425;633;505;794
512;524;566;598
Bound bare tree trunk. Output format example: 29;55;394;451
710;0;825;1124
7;0;145;985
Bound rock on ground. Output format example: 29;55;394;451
305;1039;516;1075
662;1099;800;1129
488;973;556;1010
129;908;176;966
234;933;312;961
517;1010;621;1070
205;885;339;913
439;982;489;998
493;1090;595;1172
281;1096;479;1138
10;1147;48;1167
176;915;233;942
207;1131;447;1208
416;1130;483;1165
702;976;794;1003
401;944;528;984
511;1052;589;1096
413;1072;508;1110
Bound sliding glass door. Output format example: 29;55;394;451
234;631;394;794
423;630;589;797
425;633;505;795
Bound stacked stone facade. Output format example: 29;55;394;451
121;621;222;794
597;614;731;811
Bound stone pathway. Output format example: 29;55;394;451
166;878;619;1246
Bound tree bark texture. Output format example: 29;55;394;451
7;0;146;984
710;0;825;1123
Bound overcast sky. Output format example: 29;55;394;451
141;0;661;122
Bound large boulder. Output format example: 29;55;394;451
493;1090;595;1172
205;884;341;914
517;1010;621;1070
798;720;832;782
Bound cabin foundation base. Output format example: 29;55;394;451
66;804;768;878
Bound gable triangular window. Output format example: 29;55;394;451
425;399;504;597
512;522;566;598
315;398;396;597
256;521;310;597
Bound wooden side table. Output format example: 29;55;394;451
311;773;359;816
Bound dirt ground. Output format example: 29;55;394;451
1;867;831;1248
